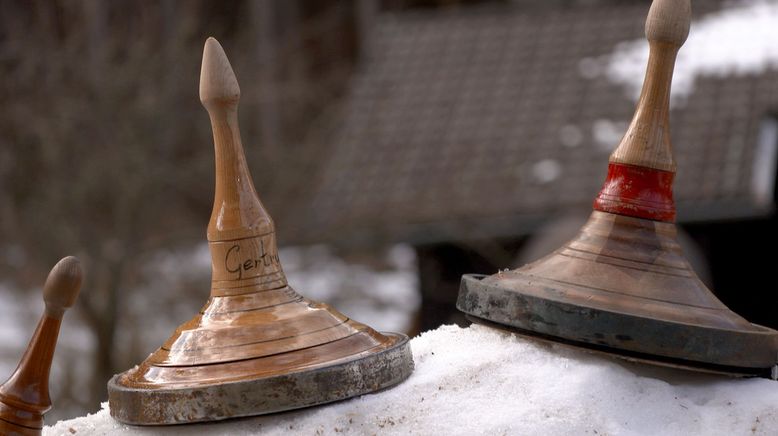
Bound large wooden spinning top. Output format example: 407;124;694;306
0;256;83;436
458;0;778;376
107;38;413;425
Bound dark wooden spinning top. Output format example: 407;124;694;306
457;0;778;376
107;38;414;426
0;256;83;436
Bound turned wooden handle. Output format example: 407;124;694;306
199;37;287;296
201;36;270;243
0;256;83;435
607;0;691;173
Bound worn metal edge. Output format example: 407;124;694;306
107;333;413;426
466;314;769;379
457;274;778;373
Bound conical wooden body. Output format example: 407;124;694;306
107;38;413;425
458;211;778;374
458;0;778;375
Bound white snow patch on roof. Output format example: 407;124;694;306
532;159;562;184
46;324;778;435
592;119;628;152
595;0;778;101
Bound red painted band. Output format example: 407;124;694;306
593;162;676;222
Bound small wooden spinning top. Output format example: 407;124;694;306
107;38;414;425
0;257;83;436
458;0;778;376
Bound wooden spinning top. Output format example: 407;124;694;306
0;257;83;436
458;0;778;376
107;38;414;425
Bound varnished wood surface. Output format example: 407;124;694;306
0;257;82;435
113;38;405;392
123;332;402;389
485;211;754;326
594;0;691;221
609;0;690;172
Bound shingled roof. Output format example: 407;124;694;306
283;1;778;247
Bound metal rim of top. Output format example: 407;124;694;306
107;333;414;426
457;274;778;377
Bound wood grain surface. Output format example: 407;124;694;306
111;38;410;400
0;257;82;435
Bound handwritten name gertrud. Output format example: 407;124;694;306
224;240;280;280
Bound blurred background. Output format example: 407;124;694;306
0;0;776;424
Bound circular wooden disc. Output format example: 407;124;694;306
108;333;413;425
458;274;778;376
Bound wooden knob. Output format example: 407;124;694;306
200;37;287;297
200;37;240;110
0;257;83;435
594;0;691;222
43;256;83;318
645;0;691;46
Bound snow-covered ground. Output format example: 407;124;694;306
47;324;778;436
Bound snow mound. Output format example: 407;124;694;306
46;324;778;435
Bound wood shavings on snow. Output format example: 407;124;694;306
46;324;778;435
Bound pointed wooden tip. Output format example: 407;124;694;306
645;0;691;46
43;256;82;314
199;37;240;107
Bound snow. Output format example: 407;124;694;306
0;284;37;349
752;118;778;207
585;0;778;101
46;324;778;436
